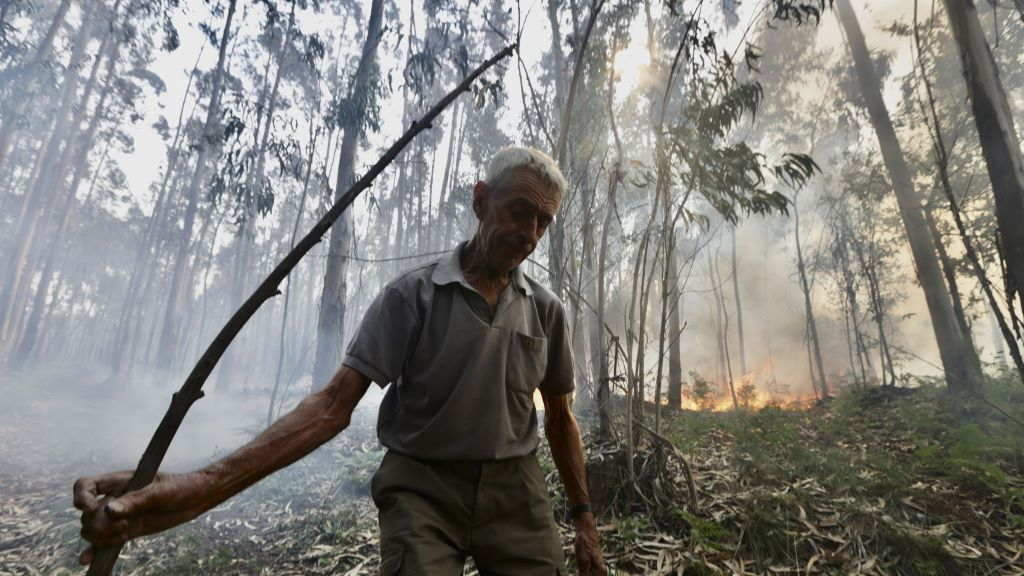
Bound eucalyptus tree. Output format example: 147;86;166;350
908;3;1024;382
313;0;385;389
0;0;72;175
835;0;983;392
0;3;94;354
157;0;241;369
941;0;1024;330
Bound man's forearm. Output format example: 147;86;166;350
196;366;370;512
544;397;591;508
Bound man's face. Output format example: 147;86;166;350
473;167;561;274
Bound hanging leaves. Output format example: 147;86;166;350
770;0;834;25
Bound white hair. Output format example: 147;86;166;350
485;146;567;200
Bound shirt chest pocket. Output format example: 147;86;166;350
506;331;548;394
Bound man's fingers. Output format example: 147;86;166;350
72;477;98;511
93;470;134;496
80;517;131;547
74;471;133;512
105;485;160;519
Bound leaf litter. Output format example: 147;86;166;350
2;385;1023;575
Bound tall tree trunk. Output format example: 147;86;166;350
711;248;738;409
852;235;897;387
14;36;119;364
834;220;872;383
942;0;1024;320
438;101;465;249
0;11;92;348
794;198;827;398
0;0;72;174
546;0;568;295
836;0;983;392
312;0;384;389
444;103;469;246
223;1;297;386
157;0;239;368
911;10;1024;383
731;225;747;375
644;5;687;412
594;55;624;438
270;125;318;425
549;0;605;296
111;47;203;373
924;203;981;380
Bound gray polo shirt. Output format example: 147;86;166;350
343;242;575;461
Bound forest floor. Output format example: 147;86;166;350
1;370;1023;575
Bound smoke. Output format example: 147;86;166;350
0;361;387;478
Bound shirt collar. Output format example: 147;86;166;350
431;241;534;296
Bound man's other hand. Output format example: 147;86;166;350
574;512;606;575
73;470;211;565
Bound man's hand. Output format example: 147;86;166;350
573;512;605;575
541;391;606;574
72;365;371;567
73;470;211;565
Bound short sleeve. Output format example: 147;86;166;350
343;285;420;388
539;298;575;395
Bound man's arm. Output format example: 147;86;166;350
74;365;371;564
541;390;605;575
202;365;370;505
541;391;591;510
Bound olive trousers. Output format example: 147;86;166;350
371;449;567;575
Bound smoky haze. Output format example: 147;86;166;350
0;0;1019;498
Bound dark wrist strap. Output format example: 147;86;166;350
569;502;592;520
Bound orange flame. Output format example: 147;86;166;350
684;359;817;412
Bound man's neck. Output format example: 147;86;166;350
461;238;511;299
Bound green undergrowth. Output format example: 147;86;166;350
665;374;1024;501
629;374;1024;574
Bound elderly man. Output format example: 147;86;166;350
74;146;606;575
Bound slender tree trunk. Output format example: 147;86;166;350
270;125;318;425
549;0;605;296
794;199;827;398
313;0;384;389
731;225;747;374
710;248;738;409
924;204;982;380
445;103;469;245
853;237;897;386
942;0;1024;320
913;5;1024;383
14;39;118;364
0;0;72;174
835;223;872;383
595;57;623;438
836;0;983;392
0;12;92;347
111;48;203;373
157;0;239;368
436;100;460;239
546;0;568;295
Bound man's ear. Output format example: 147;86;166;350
472;180;488;219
